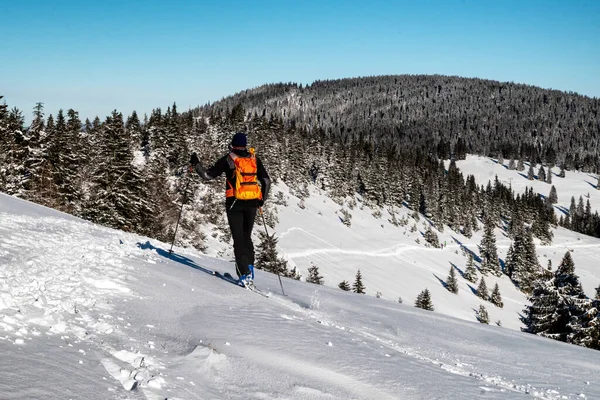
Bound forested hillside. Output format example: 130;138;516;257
197;75;600;172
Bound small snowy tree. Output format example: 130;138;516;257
288;266;301;280
477;277;489;300
255;231;288;276
559;165;565;178
527;163;535;180
397;296;403;304
376;291;382;298
464;253;478;283
415;289;434;311
490;283;504;308
546;167;553;184
508;159;516;170
306;262;324;285
338;280;351;291
353;269;366;294
446;265;459;294
477;304;490;324
537;165;546;182
339;208;352;227
423;225;440;248
548;185;558;204
517;159;525;171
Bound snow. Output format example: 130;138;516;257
1;154;600;398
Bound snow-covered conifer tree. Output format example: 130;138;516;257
415;289;434;311
477;277;489;300
446;265;459;294
306;262;324;284
548;185;558;204
464;253;478;283
352;269;366;294
477;304;489;324
490;283;503;308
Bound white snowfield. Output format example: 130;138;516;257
2;183;600;398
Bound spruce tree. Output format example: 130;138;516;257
506;227;541;293
517;159;525;171
522;251;586;342
548;185;558;204
255;231;289;275
415;289;434;311
464;253;478;283
306;262;324;284
477;304;489;324
477;277;489;300
546;166;553;184
537;165;546;182
446;265;459;294
289;267;301;280
490;283;504;308
352;269;366;294
568;299;600;350
423;225;440;248
338;280;351;291
527;163;535;180
559;165;566;178
508;159;516;170
479;215;501;276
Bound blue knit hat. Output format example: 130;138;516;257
231;132;247;147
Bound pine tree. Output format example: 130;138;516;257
517;159;525;171
537;165;546;182
352;269;366;294
464;253;478;283
522;251;586;342
477;277;489;300
306;262;324;284
559;164;566;178
548;185;558;204
568;299;600;350
508;159;516;170
446;265;459;293
476;304;489;324
338;280;351;291
289;266;301;280
527;163;535;180
546;166;553;184
415;288;434;311
479;215;501;276
490;283;504;308
423;225;440;248
255;231;289;275
506;227;541;293
497;153;504;166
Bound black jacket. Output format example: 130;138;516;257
194;148;271;209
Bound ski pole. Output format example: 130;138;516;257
260;208;286;296
169;169;192;254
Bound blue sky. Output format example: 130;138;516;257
2;0;599;123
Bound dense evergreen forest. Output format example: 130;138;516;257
197;75;600;172
1;75;599;350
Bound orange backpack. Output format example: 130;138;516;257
226;148;263;200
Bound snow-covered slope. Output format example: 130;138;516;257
221;176;600;332
2;192;600;399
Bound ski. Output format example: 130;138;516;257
213;271;271;298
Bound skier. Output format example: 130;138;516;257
189;132;271;286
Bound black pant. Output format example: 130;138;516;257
227;205;257;277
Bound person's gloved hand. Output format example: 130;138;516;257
190;153;200;166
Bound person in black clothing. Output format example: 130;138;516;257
189;132;271;284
